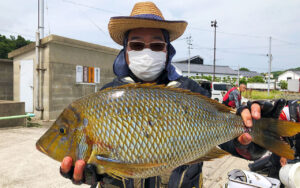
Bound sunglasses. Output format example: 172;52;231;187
128;41;166;52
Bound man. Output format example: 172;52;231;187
223;83;246;109
59;2;283;187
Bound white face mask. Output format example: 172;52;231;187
128;49;167;81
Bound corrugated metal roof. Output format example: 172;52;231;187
173;56;204;64
239;71;261;77
173;62;237;75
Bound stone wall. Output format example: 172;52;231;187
0;59;13;100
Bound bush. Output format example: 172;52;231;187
248;76;265;83
279;80;287;89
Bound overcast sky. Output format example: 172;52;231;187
1;0;299;73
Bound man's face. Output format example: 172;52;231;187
240;84;246;92
125;28;167;65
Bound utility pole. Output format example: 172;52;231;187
267;36;272;95
187;35;192;77
38;0;44;38
211;20;217;81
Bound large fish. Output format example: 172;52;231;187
36;83;300;178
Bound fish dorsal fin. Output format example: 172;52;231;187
102;83;235;113
185;147;229;165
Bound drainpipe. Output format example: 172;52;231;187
35;31;44;119
35;0;45;119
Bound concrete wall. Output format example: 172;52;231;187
10;35;119;120
0;100;25;127
0;59;13;100
47;36;119;119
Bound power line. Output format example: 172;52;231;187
189;26;267;39
193;47;266;56
61;0;124;15
272;37;300;46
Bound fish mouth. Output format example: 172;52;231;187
36;142;48;155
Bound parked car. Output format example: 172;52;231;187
211;82;232;102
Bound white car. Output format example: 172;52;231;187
211;82;232;102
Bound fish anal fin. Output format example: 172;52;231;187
186;147;229;165
88;150;166;178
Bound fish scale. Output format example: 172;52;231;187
36;83;300;179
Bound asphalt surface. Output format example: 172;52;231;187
0;121;250;188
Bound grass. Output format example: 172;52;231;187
26;117;42;127
243;90;299;100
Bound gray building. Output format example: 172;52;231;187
0;59;13;100
173;62;238;79
238;71;261;78
9;34;119;120
173;55;204;65
173;57;262;80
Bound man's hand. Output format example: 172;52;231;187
60;157;86;184
60;157;102;186
280;157;287;167
237;99;286;146
238;103;261;145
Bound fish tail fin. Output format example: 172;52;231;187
251;118;300;160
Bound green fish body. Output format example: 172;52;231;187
36;84;300;178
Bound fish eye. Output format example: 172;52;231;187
59;127;67;135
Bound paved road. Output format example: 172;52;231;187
0;122;250;188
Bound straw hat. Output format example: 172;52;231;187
108;1;188;45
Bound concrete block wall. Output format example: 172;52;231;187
49;62;97;118
0;59;13;100
0;100;25;127
48;39;118;119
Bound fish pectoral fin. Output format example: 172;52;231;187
185;147;229;165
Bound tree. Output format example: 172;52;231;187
279;80;287;89
248;76;265;83
239;77;247;85
239;67;250;72
0;34;31;59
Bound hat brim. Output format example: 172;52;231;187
108;17;188;45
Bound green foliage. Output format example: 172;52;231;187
248;76;265;83
214;77;221;82
239;67;250;71
272;71;285;80
239;77;247;85
230;77;237;85
0;34;32;59
279;80;287;89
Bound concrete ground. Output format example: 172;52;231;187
0;121;250;188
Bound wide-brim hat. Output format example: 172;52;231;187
108;1;188;45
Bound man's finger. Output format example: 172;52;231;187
241;108;252;127
73;160;86;182
61;156;73;173
238;133;252;145
250;103;261;120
